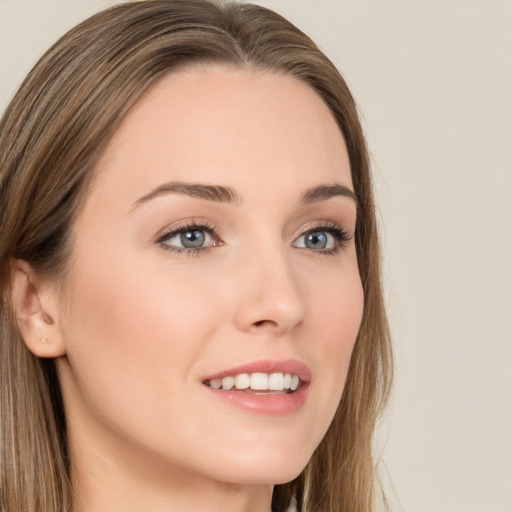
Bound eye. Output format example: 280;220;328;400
173;229;209;249
294;230;334;250
293;223;352;254
156;222;220;254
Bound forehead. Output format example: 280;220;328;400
91;65;352;208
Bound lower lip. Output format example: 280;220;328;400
203;384;309;415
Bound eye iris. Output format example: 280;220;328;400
306;231;328;249
180;230;205;248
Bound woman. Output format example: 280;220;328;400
0;1;392;511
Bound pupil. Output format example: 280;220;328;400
180;230;205;248
306;232;327;249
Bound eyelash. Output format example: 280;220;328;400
156;221;353;256
299;222;353;256
156;221;219;256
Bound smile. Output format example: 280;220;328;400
202;360;310;414
205;372;300;393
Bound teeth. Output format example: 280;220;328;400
209;372;301;392
221;376;235;390
234;373;250;389
210;378;222;389
269;372;284;390
250;372;268;390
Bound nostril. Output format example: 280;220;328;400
253;319;278;328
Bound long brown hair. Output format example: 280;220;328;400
0;1;392;511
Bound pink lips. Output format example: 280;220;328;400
203;359;311;415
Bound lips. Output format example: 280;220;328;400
202;359;311;415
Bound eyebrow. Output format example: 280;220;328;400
301;184;357;206
131;181;241;210
131;181;357;210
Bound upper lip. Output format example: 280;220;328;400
203;359;312;383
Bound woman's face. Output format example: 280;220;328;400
55;66;363;486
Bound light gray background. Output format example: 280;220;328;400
1;1;510;511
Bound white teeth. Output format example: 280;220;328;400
208;372;301;392
210;378;222;389
221;376;235;390
250;372;269;390
269;372;284;390
234;373;250;389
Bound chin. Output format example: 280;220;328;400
205;443;313;486
222;465;306;487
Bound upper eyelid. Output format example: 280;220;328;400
156;220;218;241
157;220;348;235
296;224;352;243
292;220;353;239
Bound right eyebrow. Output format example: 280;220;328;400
130;181;242;211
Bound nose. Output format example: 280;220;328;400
233;246;306;335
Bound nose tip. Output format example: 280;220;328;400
233;257;306;335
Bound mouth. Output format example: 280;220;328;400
202;360;310;414
204;372;301;394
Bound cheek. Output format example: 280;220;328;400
304;261;364;422
66;253;215;344
323;275;363;356
59;254;222;417
306;252;364;352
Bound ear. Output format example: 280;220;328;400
10;260;66;358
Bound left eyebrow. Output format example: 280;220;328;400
301;184;357;206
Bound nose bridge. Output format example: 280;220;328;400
233;235;306;334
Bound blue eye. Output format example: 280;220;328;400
178;229;207;248
157;223;218;253
304;231;329;250
293;224;352;253
294;230;335;250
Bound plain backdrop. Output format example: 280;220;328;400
1;1;511;511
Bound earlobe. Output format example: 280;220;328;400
10;260;67;358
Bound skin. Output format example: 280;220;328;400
16;66;363;512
